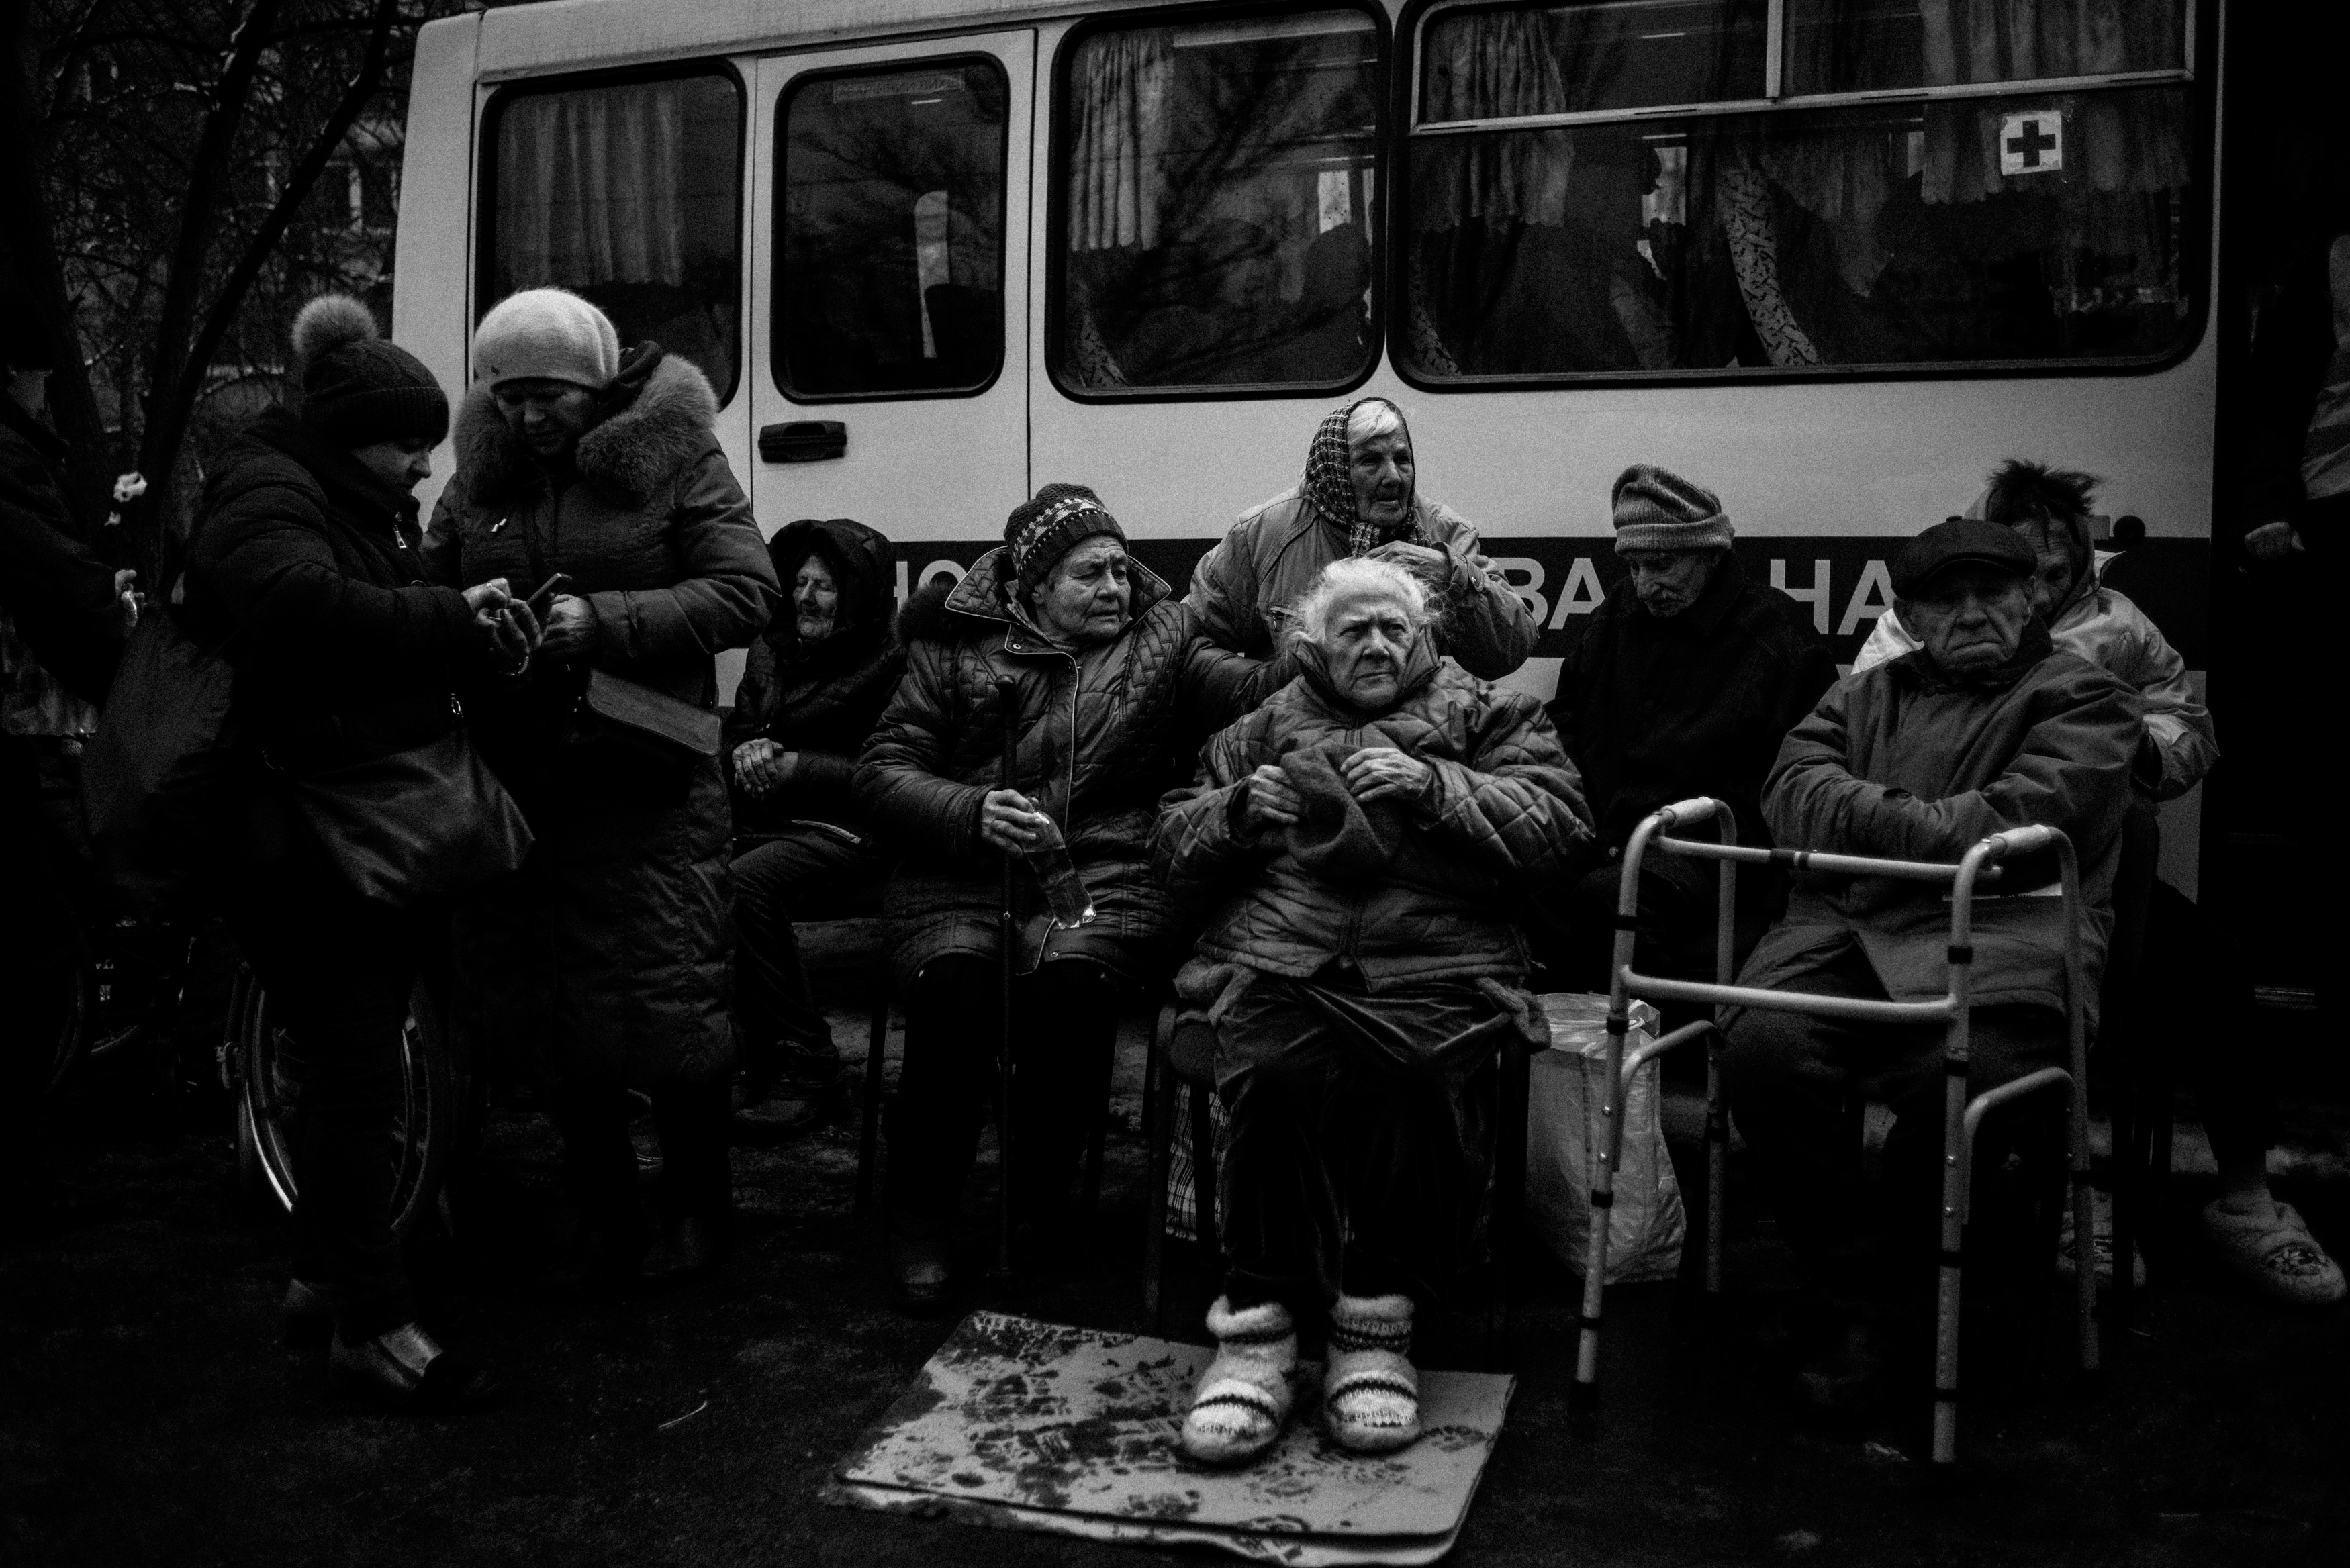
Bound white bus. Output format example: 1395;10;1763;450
393;0;2217;887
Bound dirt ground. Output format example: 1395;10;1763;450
7;936;2347;1568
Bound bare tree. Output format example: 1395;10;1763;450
3;0;466;569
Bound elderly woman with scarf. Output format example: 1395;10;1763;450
424;288;779;1287
1185;397;1537;681
855;484;1272;1308
1855;461;2339;1308
723;517;906;1139
1152;556;1590;1467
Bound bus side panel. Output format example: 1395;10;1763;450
393;11;484;522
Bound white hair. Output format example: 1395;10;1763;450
1285;556;1434;650
1344;397;1406;448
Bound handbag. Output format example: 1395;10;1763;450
282;722;533;906
574;666;721;762
81;590;239;918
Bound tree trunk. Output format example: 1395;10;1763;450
0;0;116;538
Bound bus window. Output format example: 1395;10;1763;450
774;60;1008;400
1405;0;2198;380
1054;10;1384;394
484;72;743;399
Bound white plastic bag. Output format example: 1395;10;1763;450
1525;993;1687;1285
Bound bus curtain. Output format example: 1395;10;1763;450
1066;28;1174;252
496;81;691;288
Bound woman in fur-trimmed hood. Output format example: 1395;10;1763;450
423;287;779;1286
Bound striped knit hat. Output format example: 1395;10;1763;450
1005;483;1124;596
1611;464;1732;553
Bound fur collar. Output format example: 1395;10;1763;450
452;353;720;504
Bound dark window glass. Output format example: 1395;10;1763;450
774;60;1007;399
1057;11;1383;393
1782;0;2186;97
1405;1;2196;377
1421;1;1765;119
486;72;743;399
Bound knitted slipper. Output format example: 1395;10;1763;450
1179;1297;1297;1466
1324;1293;1420;1455
2202;1197;2348;1308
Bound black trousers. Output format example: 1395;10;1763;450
882;954;1117;1246
224;861;427;1340
730;828;886;1095
1722;947;2067;1318
1213;969;1507;1312
547;1076;730;1238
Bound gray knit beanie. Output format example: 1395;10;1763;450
1611;464;1733;553
292;295;449;446
472;287;622;389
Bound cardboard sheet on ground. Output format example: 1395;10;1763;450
828;1312;1514;1565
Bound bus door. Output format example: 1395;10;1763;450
748;33;1035;564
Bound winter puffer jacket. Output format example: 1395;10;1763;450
185;407;477;765
722;516;905;834
1152;638;1592;988
422;348;778;1087
1738;627;2140;1023
854;546;1268;989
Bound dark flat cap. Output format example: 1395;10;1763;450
1890;517;2035;598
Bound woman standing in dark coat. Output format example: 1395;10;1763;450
424;288;779;1284
184;295;532;1408
855;484;1270;1307
724;516;904;1138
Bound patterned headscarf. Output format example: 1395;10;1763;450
1303;397;1427;557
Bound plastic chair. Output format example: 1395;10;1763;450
1141;998;1534;1366
1574;797;2098;1469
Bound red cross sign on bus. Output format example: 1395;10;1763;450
1999;111;2063;175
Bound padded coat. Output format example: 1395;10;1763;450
854;546;1268;989
1738;628;2141;1022
1153;641;1593;988
422;350;779;1087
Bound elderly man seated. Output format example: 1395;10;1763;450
1152;556;1590;1465
1722;518;2140;1414
1538;463;1837;989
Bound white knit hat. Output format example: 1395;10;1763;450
471;287;621;389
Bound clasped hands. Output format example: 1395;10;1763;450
733;738;804;798
1237;746;1431;834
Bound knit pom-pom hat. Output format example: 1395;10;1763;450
471;287;622;390
1611;463;1733;554
1004;482;1125;597
292;294;449;447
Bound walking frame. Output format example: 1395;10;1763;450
1573;796;2098;1468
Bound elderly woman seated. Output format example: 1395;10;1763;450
1152;556;1591;1465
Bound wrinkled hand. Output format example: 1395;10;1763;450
111;569;142;636
2245;520;2305;565
463;577;540;668
1365;540;1453;590
979;789;1043;854
733;739;800;797
538;593;596;657
1342;746;1431;803
1238;763;1303;833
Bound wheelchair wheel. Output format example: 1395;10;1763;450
47;962;95;1098
228;966;458;1239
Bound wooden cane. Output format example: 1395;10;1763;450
993;676;1020;1278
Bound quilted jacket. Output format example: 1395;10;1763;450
1152;640;1592;988
854;546;1270;987
1738;627;2140;1022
